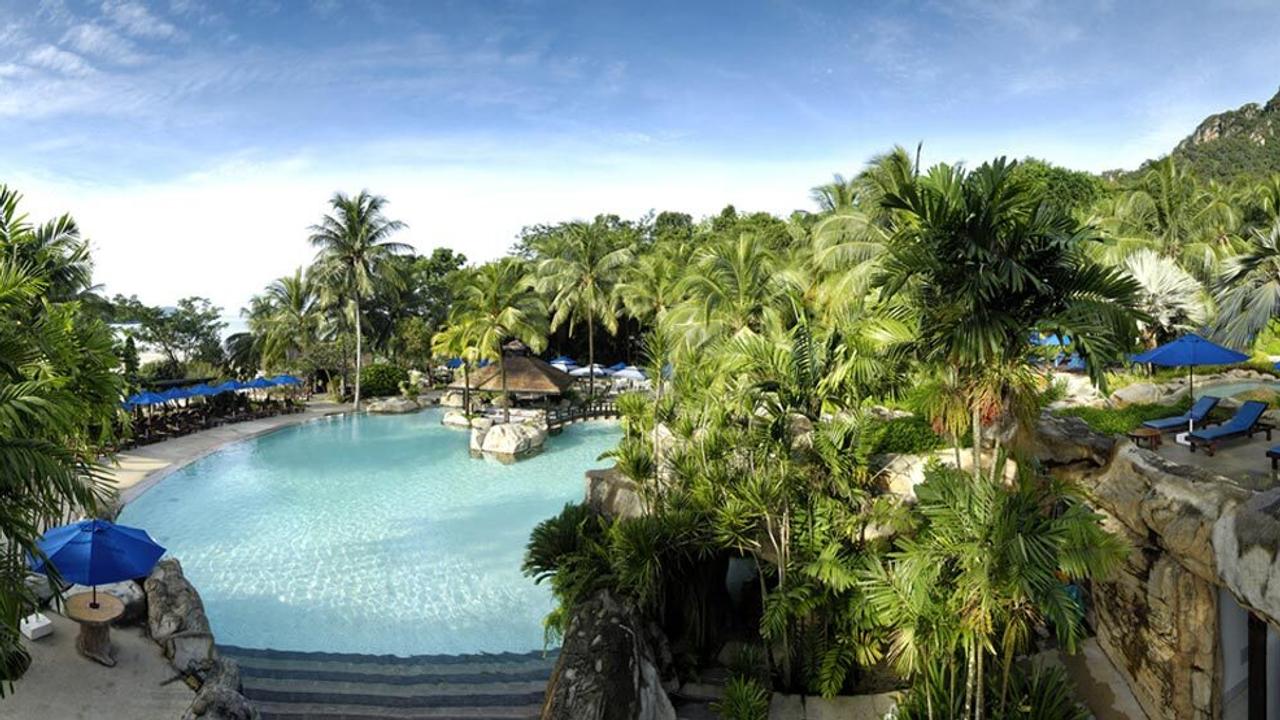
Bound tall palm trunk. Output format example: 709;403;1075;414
587;320;595;397
463;363;472;416
500;355;510;424
353;296;363;410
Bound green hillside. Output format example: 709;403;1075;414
1157;87;1280;182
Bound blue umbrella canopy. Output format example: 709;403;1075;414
186;383;216;396
607;362;628;371
445;358;464;369
159;387;193;401
126;390;168;406
1131;333;1249;398
614;366;647;380
213;380;243;393
270;374;303;386
245;377;275;389
30;519;165;588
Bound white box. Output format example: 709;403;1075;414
20;613;52;641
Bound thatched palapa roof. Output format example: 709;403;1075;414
448;354;574;395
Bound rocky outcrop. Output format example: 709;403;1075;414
1034;413;1116;468
67;580;146;626
442;410;470;428
541;590;676;720
480;422;547;462
878;449;1018;502
1035;414;1280;720
182;658;260;720
585;466;645;519
365;396;421;414
145;558;217;675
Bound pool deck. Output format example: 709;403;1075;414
109;400;352;505
7;614;194;719
1152;433;1277;491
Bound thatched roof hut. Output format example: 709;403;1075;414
448;354;574;396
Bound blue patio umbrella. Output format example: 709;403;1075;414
159;387;193;402
445;357;464;369
271;374;303;386
186;383;216;396
30;519;165;608
126;391;167;407
245;377;275;389
213;380;243;393
607;362;628;371
1131;333;1249;399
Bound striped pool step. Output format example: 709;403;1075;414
219;645;557;720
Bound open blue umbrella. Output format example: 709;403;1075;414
126;391;167;407
30;519;165;608
213;380;243;393
1131;333;1249;399
186;383;216;396
271;374;303;386
245;377;275;389
607;362;628;371
445;357;464;369
159;387;193;402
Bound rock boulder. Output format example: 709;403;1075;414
365;396;421;414
1110;382;1164;407
1034;412;1115;467
480;422;546;462
181;658;260;720
586;466;645;519
442;410;471;428
541;590;676;720
144;558;217;675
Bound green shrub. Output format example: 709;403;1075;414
1054;396;1193;435
359;363;408;397
866;415;945;455
712;676;770;720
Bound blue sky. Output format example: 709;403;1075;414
4;0;1280;311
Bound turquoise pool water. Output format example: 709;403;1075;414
1197;380;1280;398
118;410;619;656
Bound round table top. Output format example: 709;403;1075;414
1127;427;1162;438
64;591;124;625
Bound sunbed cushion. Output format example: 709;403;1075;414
1140;395;1220;431
1188;401;1268;443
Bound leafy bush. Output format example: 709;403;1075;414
712;676;770;720
895;663;1087;720
359;363;408;397
866;415;945;455
1053;396;1193;435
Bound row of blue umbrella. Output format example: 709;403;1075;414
125;374;303;408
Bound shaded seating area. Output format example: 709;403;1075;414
1188;401;1271;455
1142;395;1220;433
121;375;304;448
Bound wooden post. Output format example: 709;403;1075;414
1248;611;1266;720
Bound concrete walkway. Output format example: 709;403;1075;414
1040;638;1148;720
6;614;193;719
109;401;350;504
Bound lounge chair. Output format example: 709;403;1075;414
1187;401;1272;455
1141;395;1221;433
1267;445;1280;470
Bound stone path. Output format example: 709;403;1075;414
220;645;556;719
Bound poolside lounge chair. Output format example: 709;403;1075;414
1141;395;1221;433
1267;445;1280;470
1187;401;1271;455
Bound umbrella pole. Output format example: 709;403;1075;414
1189;367;1195;434
91;584;98;609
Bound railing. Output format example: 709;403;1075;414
546;400;619;432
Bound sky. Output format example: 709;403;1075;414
4;0;1280;314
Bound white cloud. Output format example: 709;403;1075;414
26;45;95;77
63;23;146;65
101;0;182;40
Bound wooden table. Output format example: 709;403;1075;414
1127;426;1163;450
64;592;124;666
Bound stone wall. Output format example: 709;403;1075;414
1035;414;1280;720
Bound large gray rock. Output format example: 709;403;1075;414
541;590;676;720
182;658;260;720
1110;382;1164;407
365;396;421;414
586;466;645;519
66;580;146;625
442;410;471;428
144;558;217;675
480;422;546;462
879;448;1018;502
1034;412;1115;467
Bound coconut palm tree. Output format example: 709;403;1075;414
0;185;95;302
250;268;321;378
431;313;481;414
1213;220;1280;348
533;220;633;397
875;157;1142;476
309;191;409;410
452;260;547;422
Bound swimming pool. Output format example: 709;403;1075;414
118;409;619;656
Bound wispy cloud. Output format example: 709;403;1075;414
26;44;95;76
101;0;183;40
63;23;146;65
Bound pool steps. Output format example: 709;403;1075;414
219;645;555;720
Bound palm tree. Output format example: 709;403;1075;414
1213;220;1280;347
534;220;632;397
810;173;859;213
0;185;95;302
309;191;409;410
431;313;480;415
875;157;1142;476
1121;249;1209;347
452;260;547;422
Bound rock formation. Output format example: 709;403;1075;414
479;421;547;462
145;558;217;675
541;590;676;720
364;396;421;414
